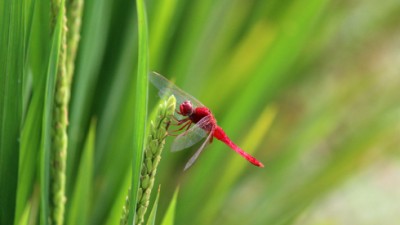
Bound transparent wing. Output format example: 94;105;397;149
149;72;204;108
183;131;213;171
171;116;214;152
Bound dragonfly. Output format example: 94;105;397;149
149;72;264;170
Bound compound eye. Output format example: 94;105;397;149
180;101;193;116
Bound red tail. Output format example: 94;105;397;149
213;126;264;167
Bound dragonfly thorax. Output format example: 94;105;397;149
179;100;194;116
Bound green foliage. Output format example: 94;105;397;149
15;0;49;222
127;0;149;224
39;4;65;224
2;0;400;225
145;186;160;225
0;0;30;223
160;187;179;225
66;119;95;225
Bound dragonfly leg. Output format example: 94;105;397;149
208;130;215;143
165;117;188;130
168;121;192;136
179;122;194;136
168;117;189;127
171;115;181;122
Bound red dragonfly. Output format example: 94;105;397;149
149;72;264;170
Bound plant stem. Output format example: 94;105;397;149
50;1;68;224
120;95;176;225
66;0;84;86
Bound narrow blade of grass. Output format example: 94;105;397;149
15;0;52;222
148;0;179;69
160;187;179;225
104;171;132;225
145;186;161;225
66;119;95;225
166;0;214;81
15;75;45;224
127;0;149;224
39;4;64;224
18;184;40;225
0;0;29;223
17;202;31;225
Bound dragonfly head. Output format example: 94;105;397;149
179;101;193;116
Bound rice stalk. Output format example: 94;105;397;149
50;0;68;224
121;95;176;225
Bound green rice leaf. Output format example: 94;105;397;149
127;0;149;224
104;171;132;225
17;185;40;225
148;0;179;69
66;119;95;225
145;186;160;225
15;76;44;224
17;202;31;225
160;187;179;225
0;0;32;223
15;0;50;222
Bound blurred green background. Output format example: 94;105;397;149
3;0;400;224
146;0;400;224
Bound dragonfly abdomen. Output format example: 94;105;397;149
213;126;264;167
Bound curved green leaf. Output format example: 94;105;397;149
145;186;161;225
0;0;34;223
160;187;179;225
67;120;95;225
127;0;149;224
